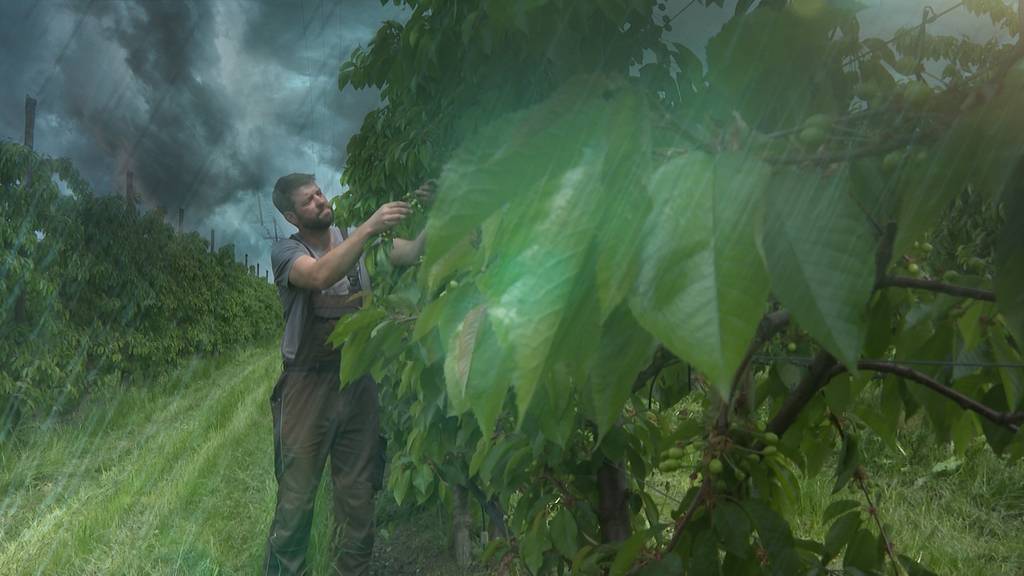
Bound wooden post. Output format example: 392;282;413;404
245;254;249;269
23;96;36;191
264;270;269;282
126;170;135;205
24;96;36;149
178;208;184;232
210;229;215;253
256;262;260;277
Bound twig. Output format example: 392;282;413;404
830;361;1024;432
855;471;904;576
718;309;791;429
660;481;708;559
876;275;996;302
632;347;679;394
827;415;904;576
763;138;914;166
766;351;840;437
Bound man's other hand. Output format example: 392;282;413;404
411;179;436;210
364;201;411;236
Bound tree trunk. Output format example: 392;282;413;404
452;484;472;567
596;459;631;542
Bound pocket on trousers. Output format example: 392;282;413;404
372;434;387;492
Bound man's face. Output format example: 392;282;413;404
288;182;333;230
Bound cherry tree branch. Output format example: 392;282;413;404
660;482;708;560
766;351;840;437
831;361;1023;433
876;275;996;301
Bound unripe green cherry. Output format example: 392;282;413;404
908;263;920;275
762;445;778;456
658;459;682;473
708;458;724;475
764;432;779;445
787;342;797;353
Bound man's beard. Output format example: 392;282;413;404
300;209;333;230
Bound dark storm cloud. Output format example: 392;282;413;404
0;0;406;273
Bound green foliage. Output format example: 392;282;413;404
334;0;1024;573
0;141;279;422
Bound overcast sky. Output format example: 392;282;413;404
0;0;1004;276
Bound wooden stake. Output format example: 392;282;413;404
24;96;36;149
245;254;249;269
126;170;135;206
210;229;215;253
256;262;260;277
178;207;184;232
23;96;37;191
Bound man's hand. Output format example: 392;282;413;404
363;201;411;236
410;179;436;210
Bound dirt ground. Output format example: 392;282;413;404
371;499;493;576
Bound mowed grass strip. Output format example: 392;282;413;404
0;344;288;575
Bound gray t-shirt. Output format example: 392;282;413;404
271;226;372;362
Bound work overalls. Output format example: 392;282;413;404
264;244;383;576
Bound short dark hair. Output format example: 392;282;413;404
272;173;315;214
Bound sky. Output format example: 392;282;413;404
0;0;1005;276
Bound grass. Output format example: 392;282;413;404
2;345;1020;574
0;343;483;575
791;417;1024;574
646;402;1024;575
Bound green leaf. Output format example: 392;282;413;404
688;528;722;576
903;325;960;441
761;166;876;370
592;88;652;321
744;500;803;576
843;528;884;572
957;301;988;353
443;304;486;415
635;555;683;576
464;308;513;435
391;467;412;505
706;6;836;129
550;508;578;559
995;190;1024;348
522;512;551;575
581;305;656;438
823;510;861;562
990;328;1024;411
712;500;752;559
610;531;647;576
822;499;860;525
459;84;629;417
980;384;1016;454
898;553;939;576
630;152;771;396
832;432;860;494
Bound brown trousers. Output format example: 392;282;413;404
263;369;383;576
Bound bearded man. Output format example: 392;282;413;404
264;173;429;575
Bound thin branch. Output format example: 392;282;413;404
876;275;996;302
826;414;904;575
763;138;914;166
832;361;1023;432
660;481;708;559
718;309;791;429
766;351;840;437
632;347;679;394
856;472;904;576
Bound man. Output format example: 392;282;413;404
265;173;429;575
